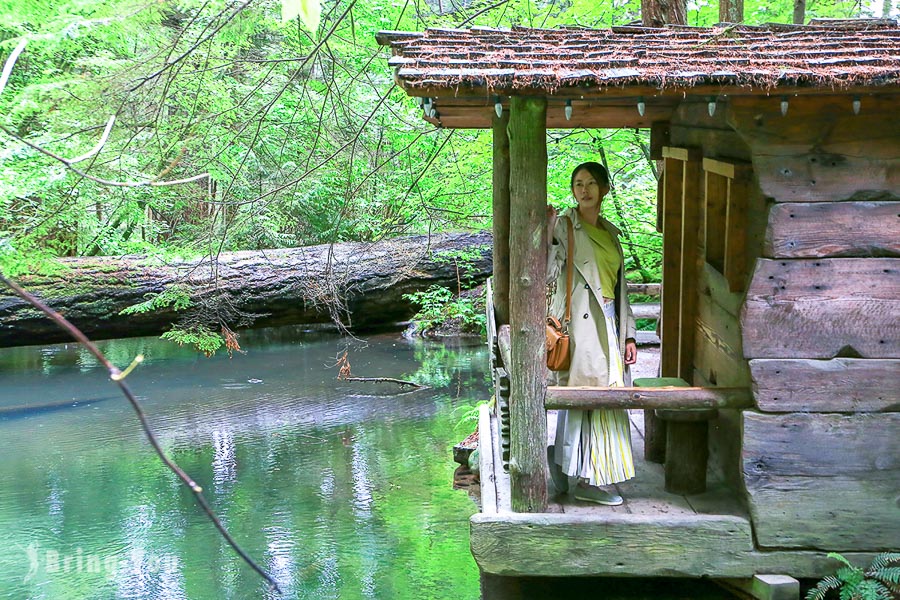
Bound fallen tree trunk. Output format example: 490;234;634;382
0;232;493;348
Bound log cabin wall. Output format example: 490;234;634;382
728;93;900;551
666;99;768;494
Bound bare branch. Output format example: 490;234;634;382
67;116;117;164
0;125;210;188
457;0;509;27
0;273;282;595
127;0;254;92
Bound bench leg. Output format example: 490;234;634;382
664;420;709;495
643;409;666;463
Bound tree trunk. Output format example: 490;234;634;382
0;232;493;348
642;0;686;27
719;0;743;23
793;0;805;24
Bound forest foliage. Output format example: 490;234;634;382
0;0;886;341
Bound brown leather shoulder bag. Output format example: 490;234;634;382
547;217;574;372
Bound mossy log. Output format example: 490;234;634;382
0;232;493;348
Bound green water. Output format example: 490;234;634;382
0;328;488;599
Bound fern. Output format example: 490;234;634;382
807;553;900;600
853;580;893;600
807;575;844;600
451;398;494;431
160;325;222;357
870;554;900;570
873;567;900;585
120;284;193;315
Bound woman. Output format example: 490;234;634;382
546;161;638;506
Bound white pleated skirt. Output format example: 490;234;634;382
554;302;635;486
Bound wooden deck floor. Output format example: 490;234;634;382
473;408;763;578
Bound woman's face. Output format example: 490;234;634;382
571;168;608;212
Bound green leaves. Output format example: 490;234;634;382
161;325;223;357
404;285;487;337
119;285;193;316
281;0;321;32
806;552;900;600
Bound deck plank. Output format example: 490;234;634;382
471;511;755;577
484;403;757;577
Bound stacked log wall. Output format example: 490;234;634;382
669;101;766;493
729;93;900;551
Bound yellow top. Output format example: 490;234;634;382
580;217;619;299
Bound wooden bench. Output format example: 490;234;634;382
634;377;717;495
545;380;751;495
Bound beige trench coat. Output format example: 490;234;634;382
547;207;636;387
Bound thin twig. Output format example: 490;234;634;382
127;0;254;92
0;125;209;187
0;273;282;595
456;0;509;27
67;116;117;164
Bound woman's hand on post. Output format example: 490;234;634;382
624;340;638;365
546;205;557;241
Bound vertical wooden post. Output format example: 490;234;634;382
644;161;669;464
724;169;749;292
507;95;548;513
678;150;702;382
492;108;511;326
661;152;684;377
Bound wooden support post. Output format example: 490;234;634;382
507;96;548;513
656;408;717;495
724;169;749;292
678;150;702;382
493;109;511;325
705;170;728;273
660;151;684;377
644;413;667;464
650;150;686;462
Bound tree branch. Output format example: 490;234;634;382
0;273;282;595
0;39;27;98
0;125;210;187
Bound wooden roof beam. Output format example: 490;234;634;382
423;102;675;129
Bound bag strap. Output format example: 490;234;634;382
564;217;574;326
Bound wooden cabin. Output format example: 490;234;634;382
377;20;899;598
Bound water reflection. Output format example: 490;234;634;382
0;329;488;599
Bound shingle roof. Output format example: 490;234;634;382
377;19;900;95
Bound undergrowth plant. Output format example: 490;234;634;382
160;324;223;357
806;552;900;600
404;284;486;337
452;398;494;431
120;284;193;315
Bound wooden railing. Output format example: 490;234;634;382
497;325;751;410
545;386;753;410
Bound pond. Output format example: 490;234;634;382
0;328;487;599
